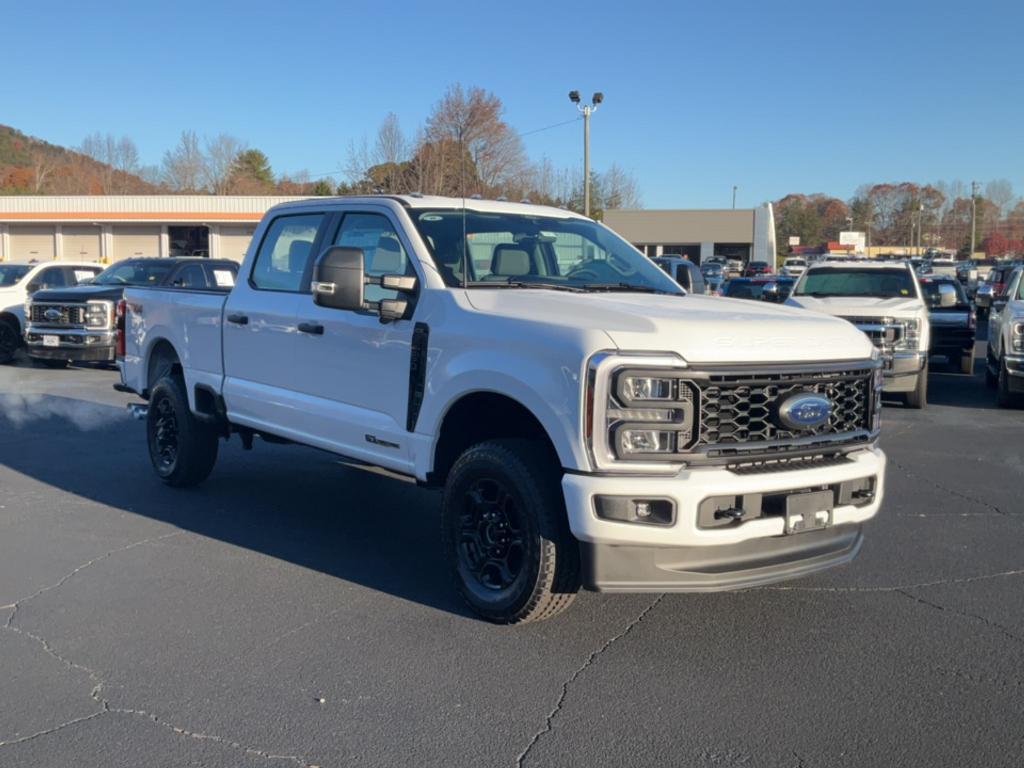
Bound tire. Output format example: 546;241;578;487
985;348;999;389
996;358;1021;409
904;371;928;409
441;439;580;624
0;320;19;365
146;375;219;487
959;348;975;376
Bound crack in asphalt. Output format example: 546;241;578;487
760;568;1024;593
896;589;1024;646
0;532;319;767
889;458;1009;516
515;595;664;768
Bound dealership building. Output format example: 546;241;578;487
604;204;776;265
0;196;778;267
0;196;307;264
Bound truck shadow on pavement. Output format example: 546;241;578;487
0;402;472;619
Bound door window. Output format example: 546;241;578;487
171;264;208;288
66;267;101;285
333;214;414;303
675;264;692;291
36;267;67;289
251;214;325;292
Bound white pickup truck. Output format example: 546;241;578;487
787;260;931;408
120;196;886;623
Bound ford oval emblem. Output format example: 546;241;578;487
44;308;62;322
778;393;832;430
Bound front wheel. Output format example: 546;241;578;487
441;439;580;624
904;371;928;409
147;375;219;486
0;321;19;365
959;348;975;376
997;358;1022;409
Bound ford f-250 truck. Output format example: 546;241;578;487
119;196;886;623
986;265;1024;407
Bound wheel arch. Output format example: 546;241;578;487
145;337;183;392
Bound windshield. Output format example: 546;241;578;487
410;209;681;294
794;267;916;299
0;265;32;287
785;258;806;267
702;263;723;274
93;261;176;286
724;281;766;300
920;280;967;306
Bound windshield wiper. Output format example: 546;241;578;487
579;283;677;295
464;281;586;292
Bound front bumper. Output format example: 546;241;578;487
882;351;926;392
562;446;885;591
25;328;116;362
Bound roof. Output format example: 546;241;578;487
271;194;587;219
807;260;912;270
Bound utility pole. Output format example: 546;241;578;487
569;91;604;218
969;180;979;257
732;185;737;209
917;203;924;255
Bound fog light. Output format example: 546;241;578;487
595;496;674;526
635;501;652;518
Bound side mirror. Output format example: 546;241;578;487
938;284;957;308
26;282;40;293
313;247;367;312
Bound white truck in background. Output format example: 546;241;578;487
119;195;886;624
787;260;931;408
986;265;1024;407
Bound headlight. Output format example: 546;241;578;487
586;353;695;472
1014;322;1024;353
897;318;920;350
85;301;113;328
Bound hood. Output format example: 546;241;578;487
29;284;126;303
464;289;875;364
786;295;924;318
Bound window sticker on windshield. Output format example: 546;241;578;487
213;269;235;287
74;270;95;282
900;289;909;295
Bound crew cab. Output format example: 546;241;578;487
919;276;976;374
986;265;1024;407
120;196;886;624
786;260;930;408
26;258;237;366
0;261;103;364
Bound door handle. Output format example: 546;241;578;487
227;313;249;325
297;322;324;335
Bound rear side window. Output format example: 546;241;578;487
36;267;67;289
67;267;101;285
251;214;325;292
675;264;692;291
205;263;237;290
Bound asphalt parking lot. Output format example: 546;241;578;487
1;334;1022;768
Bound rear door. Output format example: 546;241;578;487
221;212;328;431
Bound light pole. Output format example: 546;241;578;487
569;90;603;217
917;203;924;255
969;180;979;257
732;186;737;209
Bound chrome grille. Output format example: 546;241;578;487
839;316;903;348
30;303;86;327
695;365;875;449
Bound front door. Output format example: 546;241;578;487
290;208;422;473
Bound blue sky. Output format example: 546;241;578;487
3;0;1022;208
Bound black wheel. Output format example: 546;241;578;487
0;321;19;365
442;439;580;624
147;375;219;486
904;371;927;409
985;348;999;389
996;358;1021;409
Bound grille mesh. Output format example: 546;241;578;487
697;369;872;446
30;304;86;326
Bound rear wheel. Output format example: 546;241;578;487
0;321;19;365
441;439;580;624
147;375;219;486
904;371;928;409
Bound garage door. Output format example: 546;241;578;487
113;226;161;261
219;226;256;262
9;225;56;261
62;225;102;262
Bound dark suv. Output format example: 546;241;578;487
919;276;976;374
25;258;238;366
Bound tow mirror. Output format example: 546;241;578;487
938;283;957;308
313;247;366;312
26;282;40;293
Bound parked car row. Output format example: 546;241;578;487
0;258;238;367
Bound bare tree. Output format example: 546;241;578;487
162;130;208;192
29;148;57;193
602;163;642;209
204;134;247;194
375;112;407;166
985;179;1015;216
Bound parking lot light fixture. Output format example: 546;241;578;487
569;90;603;218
